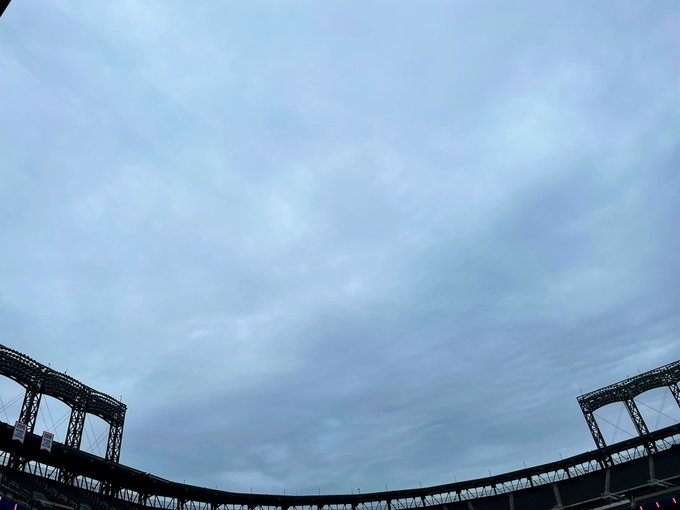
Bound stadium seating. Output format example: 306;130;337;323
0;467;143;510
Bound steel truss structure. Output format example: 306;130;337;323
0;343;126;473
578;360;680;460
2;421;680;510
2;344;680;509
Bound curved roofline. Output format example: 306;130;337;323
3;420;680;507
578;360;680;411
0;343;126;424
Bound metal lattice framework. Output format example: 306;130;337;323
578;360;680;459
0;343;126;471
2;420;680;510
2;344;680;509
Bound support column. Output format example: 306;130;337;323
9;387;42;470
552;483;563;509
579;402;610;466
104;404;125;464
105;421;124;463
18;387;41;433
581;405;606;449
59;406;87;484
624;399;657;454
669;384;680;409
65;406;87;450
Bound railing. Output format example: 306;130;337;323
3;420;679;510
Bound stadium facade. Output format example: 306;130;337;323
1;344;679;510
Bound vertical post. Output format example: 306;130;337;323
580;404;607;449
105;420;125;463
18;387;42;433
59;406;87;484
9;386;42;470
552;483;563;509
669;384;680;409
65;406;87;449
579;401;610;466
105;403;126;464
579;402;612;468
624;399;657;454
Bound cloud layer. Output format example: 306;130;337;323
1;0;679;494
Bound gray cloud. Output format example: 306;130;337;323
1;0;680;496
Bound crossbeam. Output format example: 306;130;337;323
578;361;680;451
0;343;126;471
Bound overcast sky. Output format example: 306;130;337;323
1;0;680;496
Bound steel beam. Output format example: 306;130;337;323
0;344;126;435
669;384;680;409
2;420;680;510
578;359;679;452
105;420;125;463
581;406;607;450
1;343;126;463
65;406;86;450
59;406;87;484
9;387;42;470
578;401;610;466
18;386;41;434
578;360;680;411
624;399;657;454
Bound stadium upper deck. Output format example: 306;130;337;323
1;344;679;510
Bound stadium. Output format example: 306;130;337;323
2;1;680;510
1;344;679;510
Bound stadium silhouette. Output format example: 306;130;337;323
0;344;679;510
2;0;679;507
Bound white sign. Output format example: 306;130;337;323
40;431;54;452
12;421;27;443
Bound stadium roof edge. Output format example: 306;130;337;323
2;420;679;505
